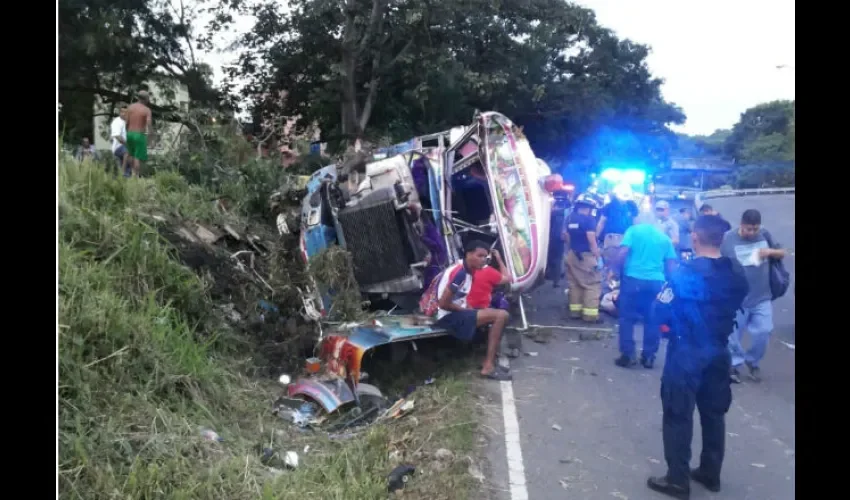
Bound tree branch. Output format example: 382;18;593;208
379;39;414;75
359;54;382;131
357;0;387;55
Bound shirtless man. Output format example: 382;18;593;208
125;91;153;177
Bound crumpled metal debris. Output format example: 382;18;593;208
274;401;324;428
387;464;416;493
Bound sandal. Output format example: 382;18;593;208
481;369;513;381
480;364;511;372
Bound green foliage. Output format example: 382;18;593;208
674;129;731;157
59;158;479;498
726;100;795;163
734;163;795;189
673;101;795;187
308;247;367;321
59;0;227;143
226;0;684;157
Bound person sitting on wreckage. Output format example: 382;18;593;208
435;240;512;381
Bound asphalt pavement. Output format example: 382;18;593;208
480;194;795;500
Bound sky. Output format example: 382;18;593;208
574;0;795;135
200;0;795;136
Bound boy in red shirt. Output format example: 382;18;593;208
467;249;520;357
467;249;511;309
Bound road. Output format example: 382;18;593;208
480;194;795;500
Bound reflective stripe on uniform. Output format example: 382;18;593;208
569;304;582;311
582;308;599;318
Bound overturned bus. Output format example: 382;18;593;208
287;112;562;413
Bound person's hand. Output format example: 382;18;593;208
491;249;502;261
757;248;773;258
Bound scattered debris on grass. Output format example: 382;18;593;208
388;464;417;492
59;158;482;499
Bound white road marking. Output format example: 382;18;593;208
501;364;529;500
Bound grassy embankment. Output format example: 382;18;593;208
58;157;481;500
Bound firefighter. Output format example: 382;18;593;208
563;194;602;322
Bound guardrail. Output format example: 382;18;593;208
695;187;795;208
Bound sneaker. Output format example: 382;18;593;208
640;354;655;369
690;468;721;492
729;367;742;384
745;361;761;382
507;347;521;359
646;476;690;500
614;354;637;368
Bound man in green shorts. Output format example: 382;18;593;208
125;90;153;177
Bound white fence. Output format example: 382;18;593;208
695;187;795;208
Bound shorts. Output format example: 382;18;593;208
126;131;148;161
436;310;479;342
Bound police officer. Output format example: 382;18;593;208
646;215;749;500
562;194;602;322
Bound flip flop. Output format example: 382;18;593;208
480;364;511;373
481;369;513;381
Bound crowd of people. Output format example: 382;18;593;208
72;91;154;178
558;190;787;499
427;185;788;499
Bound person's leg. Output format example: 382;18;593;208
476;308;509;375
575;251;602;322
603;233;623;278
565;252;583;319
649;376;696;498
744;300;774;379
661;381;698;480
640;279;665;366
693;353;732;492
727;307;749;382
616;276;640;365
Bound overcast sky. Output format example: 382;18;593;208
575;0;795;135
201;0;795;136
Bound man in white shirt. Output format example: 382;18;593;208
110;105;129;177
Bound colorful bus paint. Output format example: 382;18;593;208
479;112;551;290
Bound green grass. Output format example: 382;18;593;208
59;159;479;499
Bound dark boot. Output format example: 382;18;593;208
690;468;721;492
614;354;637;368
647;476;690;500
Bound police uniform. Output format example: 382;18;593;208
647;256;749;498
564;198;602;321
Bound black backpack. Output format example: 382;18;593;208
762;230;790;300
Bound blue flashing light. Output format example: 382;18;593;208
622;169;646;185
599;167;645;185
600;168;622;182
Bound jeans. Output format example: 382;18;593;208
728;300;774;368
617;276;664;359
113;145;130;177
661;348;732;485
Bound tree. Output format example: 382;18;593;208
725;100;795;163
59;0;227;142
227;0;685;156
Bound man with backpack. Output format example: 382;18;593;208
720;209;787;383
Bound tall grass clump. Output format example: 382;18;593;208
59;160;279;498
59;146;478;499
